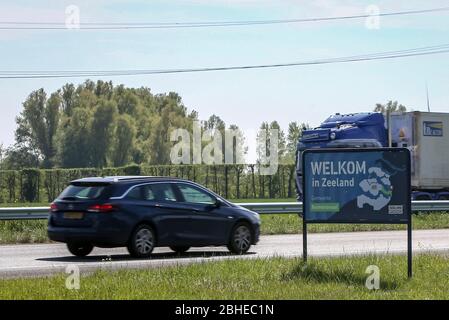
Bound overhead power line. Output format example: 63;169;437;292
1;43;448;79
0;6;448;30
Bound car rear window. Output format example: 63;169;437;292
58;184;107;200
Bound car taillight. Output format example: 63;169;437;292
87;204;116;213
50;202;58;212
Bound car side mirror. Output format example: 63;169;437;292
214;198;222;208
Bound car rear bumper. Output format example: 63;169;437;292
47;210;133;246
47;225;129;247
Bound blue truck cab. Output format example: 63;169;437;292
295;112;449;201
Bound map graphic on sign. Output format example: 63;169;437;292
357;167;392;211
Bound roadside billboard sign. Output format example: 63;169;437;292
302;148;412;277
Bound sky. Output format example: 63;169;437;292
0;0;448;162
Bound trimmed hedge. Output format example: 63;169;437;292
0;164;297;203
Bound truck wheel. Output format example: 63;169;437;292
227;222;252;254
127;224;156;258
170;246;190;254
67;243;93;257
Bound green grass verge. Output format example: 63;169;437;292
1;254;448;299
0;220;48;244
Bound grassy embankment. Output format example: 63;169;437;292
1;254;448;299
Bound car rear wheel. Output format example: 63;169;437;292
67;243;94;257
227;223;252;254
169;246;190;254
127;224;156;258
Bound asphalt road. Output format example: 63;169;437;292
1;229;449;278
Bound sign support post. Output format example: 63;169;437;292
302;217;307;262
407;218;412;278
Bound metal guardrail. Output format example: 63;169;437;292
0;201;449;220
238;201;449;214
0;207;50;220
237;202;303;214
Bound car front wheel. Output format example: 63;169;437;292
67;243;94;257
227;223;252;254
127;224;156;258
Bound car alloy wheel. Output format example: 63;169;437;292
135;228;154;255
128;224;155;258
228;223;252;254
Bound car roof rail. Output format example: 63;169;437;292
103;176;183;182
103;176;153;181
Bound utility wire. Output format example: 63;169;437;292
0;6;448;30
1;44;448;79
3;43;447;75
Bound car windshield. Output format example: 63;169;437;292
58;184;106;200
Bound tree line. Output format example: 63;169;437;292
0;80;311;170
0;164;299;203
0;79;407;203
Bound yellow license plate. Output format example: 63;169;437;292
63;212;84;219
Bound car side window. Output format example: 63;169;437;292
148;183;177;202
141;185;156;201
126;184;175;202
126;186;143;200
177;184;215;205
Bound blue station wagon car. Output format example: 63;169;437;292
48;176;261;257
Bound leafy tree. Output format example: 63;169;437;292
256;121;285;164
44;93;61;166
374;101;407;114
0;144;4;168
57;107;92;168
203;114;225;131
95;80;113;99
61;84;76;116
9;80;234;169
2;144;40;169
147;108;171;165
270;121;286;160
90;100;117;167
116;90;139;115
14;89;61;168
225;124;247;164
202;114;226;164
112;115;136;167
285;122;305;164
256;122;269;165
